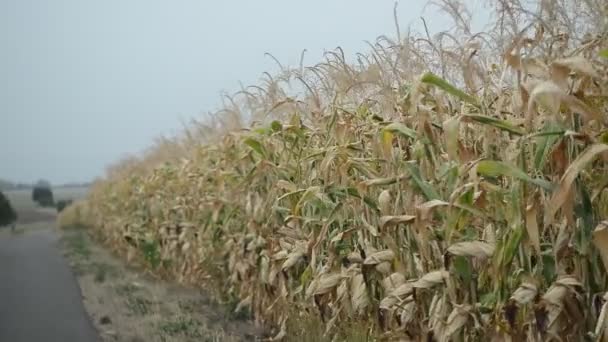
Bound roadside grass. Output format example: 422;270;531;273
158;316;204;339
59;226;261;341
91;262;118;283
125;296;155;316
62;228;91;259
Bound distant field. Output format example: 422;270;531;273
3;187;89;225
5;187;89;210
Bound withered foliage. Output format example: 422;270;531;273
64;0;608;340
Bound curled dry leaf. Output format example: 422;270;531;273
380;283;414;309
375;261;393;275
554;275;583;289
380;215;416;229
314;272;344;296
522;57;549;78
272;250;289;261
551;55;598;78
527;81;603;129
378;190;392;215
350;273;369;314
412;270;449;289
400;300;417;326
416;199;449;221
441;304;472;342
276;179;297;192
281;249;306;270
510;282;538;305
539;279;578;334
447;241;496;259
363;250;395;265
382;273;406;292
347;250;364;264
546;144;608;226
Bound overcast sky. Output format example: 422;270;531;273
0;0;488;185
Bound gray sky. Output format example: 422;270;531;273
0;0;488;185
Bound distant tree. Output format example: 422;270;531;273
0;179;15;191
0;191;17;227
32;185;54;207
56;199;73;213
35;179;51;188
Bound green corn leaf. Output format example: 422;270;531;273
532;121;564;170
277;189;307;202
294;186;321;215
382;122;418;140
270;120;282;132
600;49;608;59
463;114;524;136
404;162;441;200
443;116;460;161
421;72;479;107
477;160;554;191
244;138;267;157
600;131;608;144
363;195;380;213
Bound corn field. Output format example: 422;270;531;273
70;0;608;340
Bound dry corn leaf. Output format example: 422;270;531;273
281;249;305;270
527;80;603;127
351;273;369;314
364;250;395;265
552;56;598;78
412;270;448;289
447;241;495;259
380;283;414;309
378;190;392;215
441;304;472;342
525;202;541;255
382;273;406;292
510;282;538;305
400;300;417;325
380;215;416;229
314;272;344;295
272;250;288;261
593;221;608;272
416;199;449;221
546;144;608;226
522;57;549;78
594;292;608;341
443;116;460;162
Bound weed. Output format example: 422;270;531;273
91;262;117;283
158;316;203;338
64;231;90;260
125;296;154;316
115;283;141;296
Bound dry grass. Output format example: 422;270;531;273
74;0;608;340
57;200;93;229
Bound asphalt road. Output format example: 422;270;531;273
0;229;100;342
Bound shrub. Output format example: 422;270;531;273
32;186;54;207
56;199;73;213
0;191;17;227
57;200;91;229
